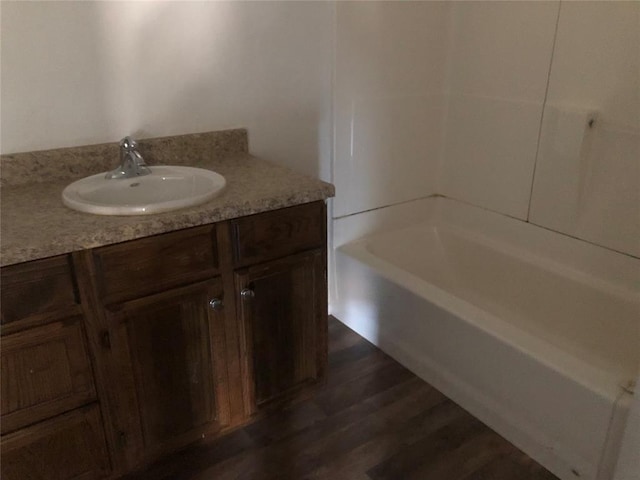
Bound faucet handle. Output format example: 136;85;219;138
120;136;138;152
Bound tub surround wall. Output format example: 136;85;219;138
333;1;639;260
440;1;559;220
333;1;561;222
333;1;450;218
529;2;640;257
439;1;639;257
0;129;334;267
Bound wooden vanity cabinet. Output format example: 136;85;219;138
1;317;97;434
1;405;111;480
236;250;326;411
102;278;231;465
82;225;233;472
0;256;111;480
0;200;328;479
231;201;328;413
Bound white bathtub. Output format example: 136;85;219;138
332;197;639;480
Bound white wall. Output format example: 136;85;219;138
437;1;639;257
332;1;564;222
333;1;451;218
440;1;559;219
0;1;333;179
529;2;640;257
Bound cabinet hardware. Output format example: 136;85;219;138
209;298;224;311
240;287;255;300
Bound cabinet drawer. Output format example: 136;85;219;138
231;202;325;267
1;404;110;480
1;255;80;329
1;318;96;434
93;225;219;303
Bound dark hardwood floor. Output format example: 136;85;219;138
126;317;558;480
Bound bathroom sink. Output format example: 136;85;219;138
62;166;226;215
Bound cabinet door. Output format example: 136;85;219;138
236;249;327;412
1;405;110;480
106;279;229;460
1;317;96;434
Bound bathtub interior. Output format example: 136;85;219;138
335;197;640;388
332;196;639;480
364;223;640;387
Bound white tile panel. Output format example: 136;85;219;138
334;94;445;218
442;94;543;219
530;2;640;257
446;1;560;102
333;1;451;218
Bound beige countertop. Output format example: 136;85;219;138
1;131;334;267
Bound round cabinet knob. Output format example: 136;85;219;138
240;288;255;300
209;298;224;311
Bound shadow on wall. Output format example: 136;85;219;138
92;1;329;179
93;1;243;138
1;1;332;179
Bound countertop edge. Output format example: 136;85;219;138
1;154;335;267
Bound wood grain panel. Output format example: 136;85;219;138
93;225;219;304
1;255;79;330
232;202;325;267
1;317;96;434
214;221;246;427
73;249;146;473
236;249;326;411
106;279;229;459
1;404;111;480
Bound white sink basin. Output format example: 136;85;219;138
62;166;226;215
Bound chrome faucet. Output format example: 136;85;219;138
105;136;151;179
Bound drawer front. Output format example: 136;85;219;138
1;318;96;434
93;224;219;303
232;202;325;267
1;404;111;480
1;255;79;328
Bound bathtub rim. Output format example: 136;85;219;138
333;195;639;294
337;238;633;402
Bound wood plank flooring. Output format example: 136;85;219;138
126;317;559;480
